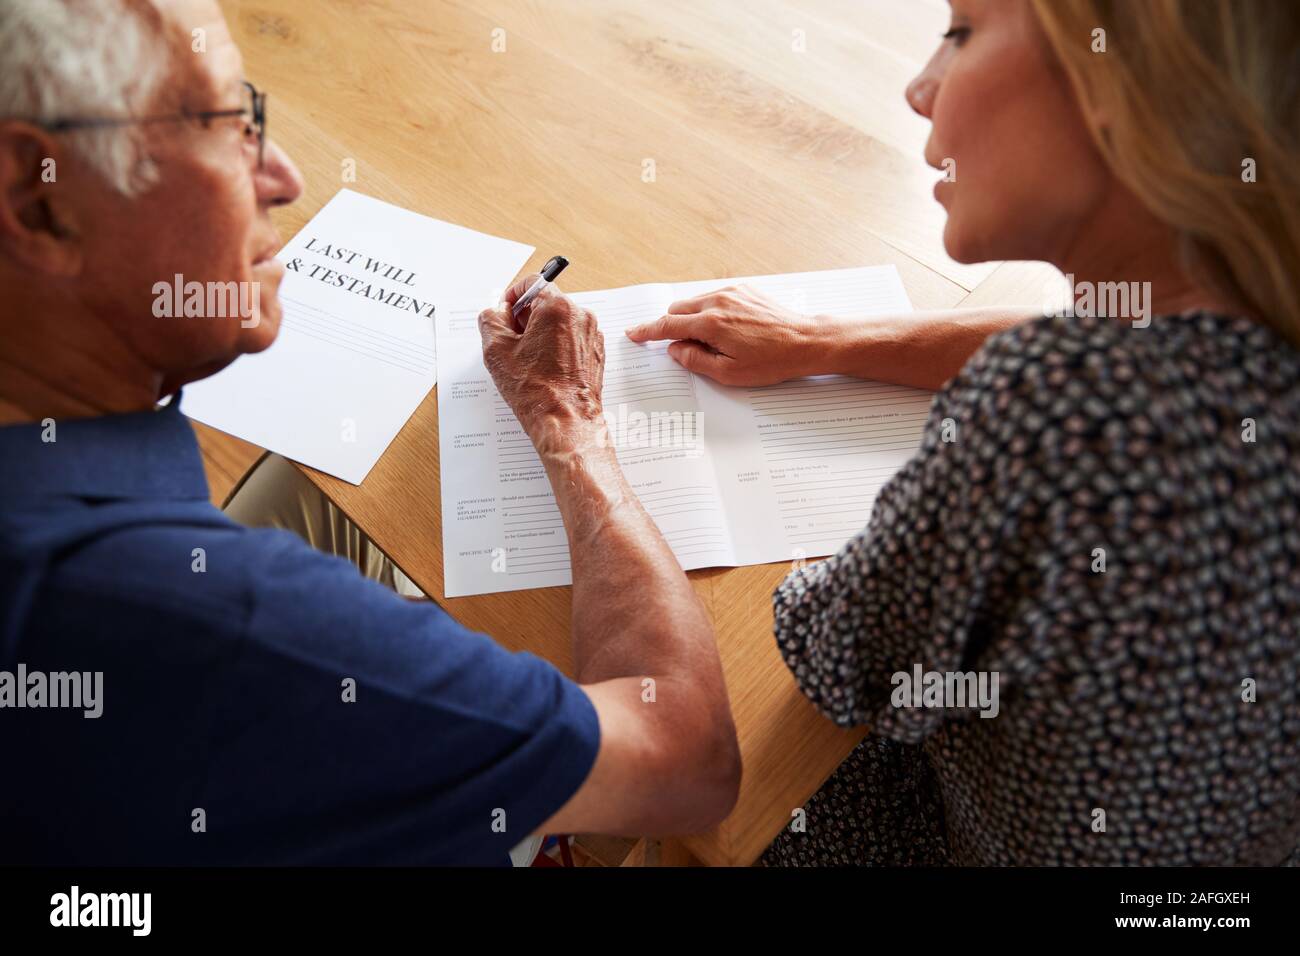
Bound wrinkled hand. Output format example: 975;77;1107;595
478;274;605;442
624;284;824;386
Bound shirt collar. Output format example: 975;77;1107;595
0;394;210;501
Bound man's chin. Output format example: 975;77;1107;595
158;301;282;398
242;300;282;352
160;356;239;398
248;258;286;348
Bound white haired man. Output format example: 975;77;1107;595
0;0;739;864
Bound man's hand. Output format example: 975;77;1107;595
624;284;834;386
478;274;606;442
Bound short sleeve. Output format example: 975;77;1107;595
198;529;599;865
773;323;1058;743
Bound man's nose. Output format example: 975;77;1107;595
255;139;304;208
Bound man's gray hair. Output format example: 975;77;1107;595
0;0;172;195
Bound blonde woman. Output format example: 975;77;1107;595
628;0;1300;864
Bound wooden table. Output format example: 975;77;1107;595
225;0;1060;865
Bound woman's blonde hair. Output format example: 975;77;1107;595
1029;0;1300;346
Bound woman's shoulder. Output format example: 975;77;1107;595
976;309;1298;382
946;309;1300;426
912;309;1300;502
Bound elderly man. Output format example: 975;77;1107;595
0;0;739;865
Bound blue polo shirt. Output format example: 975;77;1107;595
0;399;599;865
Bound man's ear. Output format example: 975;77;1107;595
0;124;85;277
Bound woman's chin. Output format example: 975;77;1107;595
941;218;986;265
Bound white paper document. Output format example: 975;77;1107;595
436;266;935;597
182;189;534;484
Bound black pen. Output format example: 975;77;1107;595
512;255;570;318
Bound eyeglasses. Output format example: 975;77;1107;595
19;80;268;169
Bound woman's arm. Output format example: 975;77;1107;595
817;306;1043;390
625;284;1040;391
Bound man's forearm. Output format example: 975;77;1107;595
809;307;1041;390
532;416;724;692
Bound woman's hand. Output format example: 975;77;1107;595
627;288;1045;391
478;274;606;446
624;284;834;386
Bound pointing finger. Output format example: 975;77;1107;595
626;312;708;343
